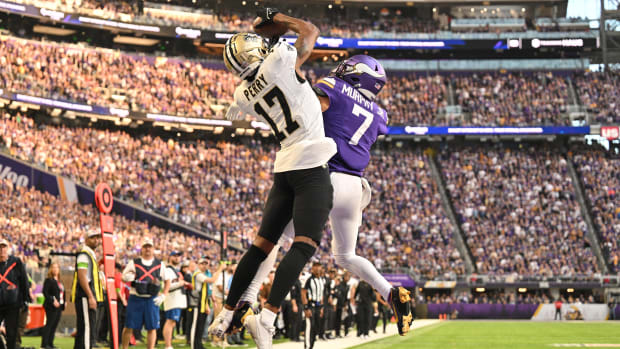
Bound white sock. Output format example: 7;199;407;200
341;254;392;301
220;307;234;320
260;308;277;328
240;245;280;304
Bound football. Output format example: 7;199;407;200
253;17;288;37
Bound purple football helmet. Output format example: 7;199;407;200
334;55;387;101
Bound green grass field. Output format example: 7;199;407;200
21;321;620;349
353;321;620;349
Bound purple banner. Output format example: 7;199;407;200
427;303;539;319
0;154;31;188
382;274;415;288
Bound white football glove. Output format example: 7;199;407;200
153;295;165;306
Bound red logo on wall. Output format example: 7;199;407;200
601;126;619;140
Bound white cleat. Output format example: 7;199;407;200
208;308;234;339
244;313;275;349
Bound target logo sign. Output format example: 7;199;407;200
95;183;114;214
601;126;619;140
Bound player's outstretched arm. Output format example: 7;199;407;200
270;13;319;72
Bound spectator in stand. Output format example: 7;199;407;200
572;145;620;273
439;144;599;276
453;72;570;125
573;71;620;124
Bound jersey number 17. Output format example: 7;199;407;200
253;86;300;142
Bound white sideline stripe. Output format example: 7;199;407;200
551;345;620;347
273;319;440;349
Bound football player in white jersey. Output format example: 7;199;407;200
214;56;414;340
208;8;337;349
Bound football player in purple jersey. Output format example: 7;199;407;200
313;55;413;336
222;55;414;339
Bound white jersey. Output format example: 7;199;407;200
163;265;187;311
226;42;336;172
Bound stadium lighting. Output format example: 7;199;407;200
518;288;527;293
475;287;485;292
567;288;575;293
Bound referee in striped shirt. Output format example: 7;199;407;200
301;262;327;349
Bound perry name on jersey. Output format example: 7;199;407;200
226;41;336;173
314;76;388;177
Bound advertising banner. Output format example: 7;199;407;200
388;125;591;136
531;304;610;321
0;153;31;188
427;303;539;319
382;274;415;288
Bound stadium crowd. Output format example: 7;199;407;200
452;72;571;126
14;0;589;37
439;144;600;276
4;35;616;126
0;37;237;118
573;71;620;124
380;74;448;126
1;111;616;279
0;177;230;271
572;147;620;273
0;112;464;278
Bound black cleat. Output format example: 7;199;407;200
389;287;413;336
225;301;255;334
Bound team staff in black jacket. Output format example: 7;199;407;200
41;263;66;349
0;238;32;349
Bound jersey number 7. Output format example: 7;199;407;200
254;86;300;142
349;103;374;145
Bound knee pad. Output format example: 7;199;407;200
290;241;317;260
247;244;268;261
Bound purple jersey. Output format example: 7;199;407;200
314;76;388;177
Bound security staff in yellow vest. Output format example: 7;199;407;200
189;259;224;349
72;231;103;349
121;238;171;349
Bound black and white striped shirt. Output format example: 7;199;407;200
304;275;326;305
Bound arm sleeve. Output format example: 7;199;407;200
122;261;136;282
377;108;389;136
76;253;90;270
42;279;52;299
196;273;208;284
18;260;31;303
160;262;173;281
225;101;245;121
167;268;184;291
268;42;297;70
